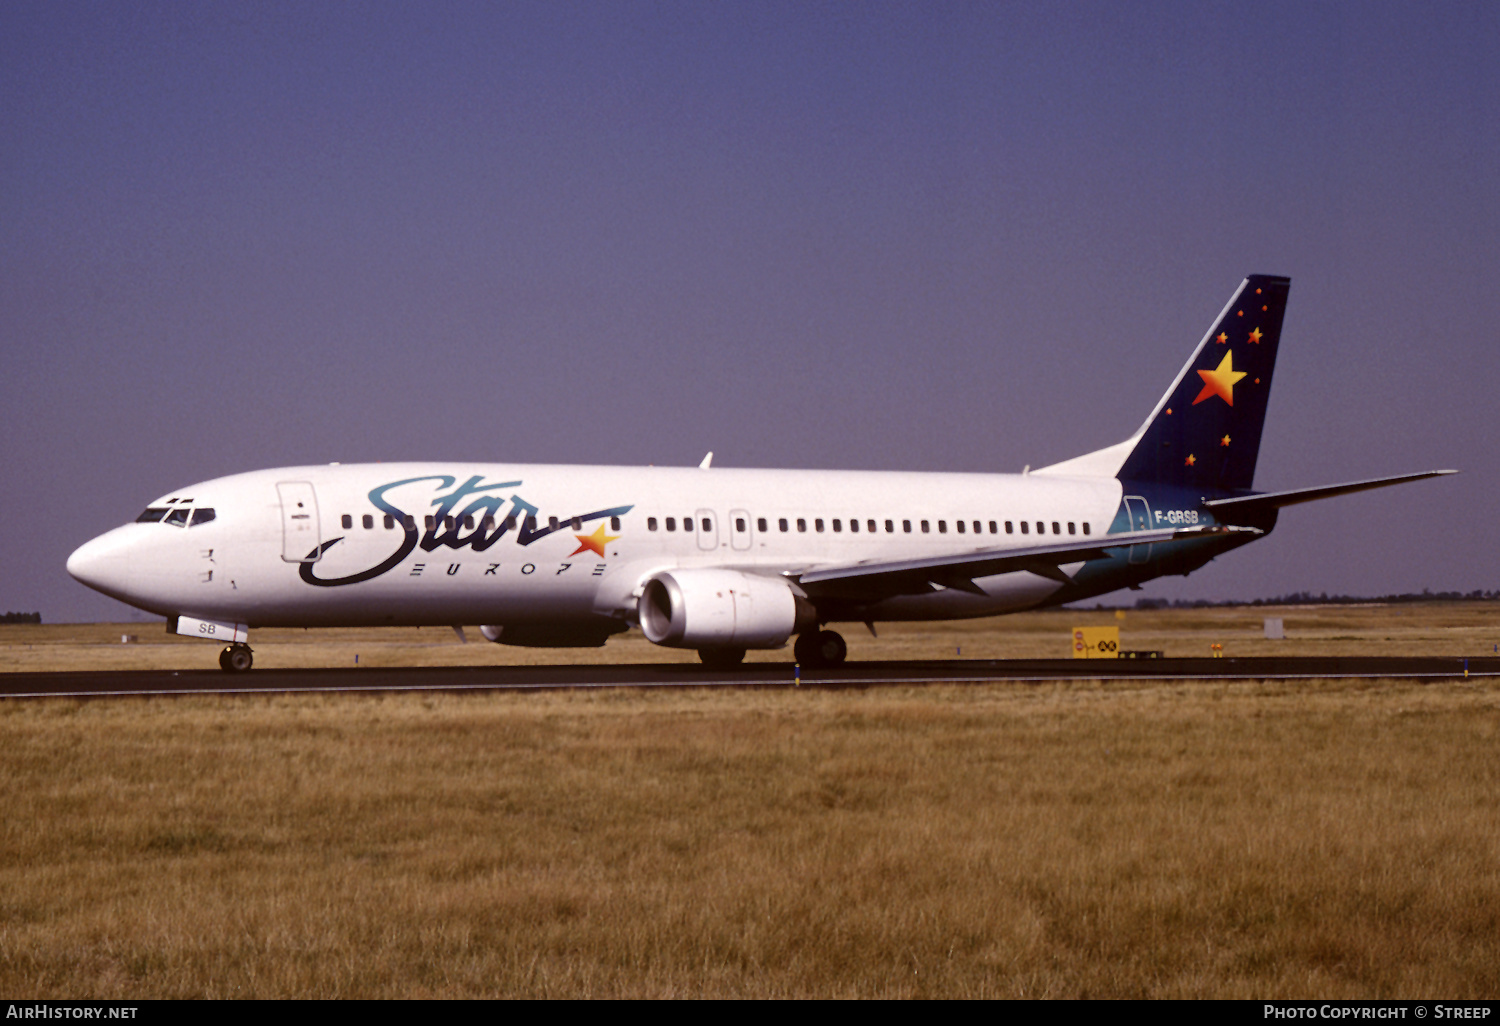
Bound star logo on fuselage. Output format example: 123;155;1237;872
1192;351;1248;407
569;523;620;558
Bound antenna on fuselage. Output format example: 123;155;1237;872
699;452;713;470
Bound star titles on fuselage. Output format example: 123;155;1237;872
299;474;633;587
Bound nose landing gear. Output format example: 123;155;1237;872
219;644;254;673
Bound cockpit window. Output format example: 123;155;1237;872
136;507;169;523
165;508;190;527
190;508;216;526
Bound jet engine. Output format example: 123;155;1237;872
638;568;815;649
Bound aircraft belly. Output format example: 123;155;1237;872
236;555;607;627
858;571;1062;621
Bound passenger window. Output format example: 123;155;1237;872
548;517;559;531
611;517;621;531
757;518;767;532
463;516;474;530
665;517;676;532
921;520;929;533
956;521;965;534
404;515;417;531
832;519;842;532
1083;523;1091;535
938;520;947;533
165;508;189;527
1037;521;1045;534
648;517;658;531
1068;522;1076;535
973;521;981;534
1005;521;1014;534
341;514;353;529
868;520;877;533
848;519;858;533
136;507;169;523
503;515;517;531
779;518;788;532
701;518;712;532
424;515;435;530
363;514;374;530
903;520;912;533
797;518;806;532
736;517;746;532
190;508;216;527
1020;521;1029;534
445;516;456;530
989;521;997;534
815;519;824;532
482;516;496;532
1052;522;1060;535
571;517;582;531
885;520;894;533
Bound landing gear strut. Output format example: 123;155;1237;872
219;644;253;673
794;629;847;668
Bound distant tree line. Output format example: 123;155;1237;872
1093;589;1500;611
1;612;41;624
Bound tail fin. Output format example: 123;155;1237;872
1107;274;1290;491
1036;275;1291;489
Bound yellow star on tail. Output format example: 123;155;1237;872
1192;351;1248;407
569;523;620;558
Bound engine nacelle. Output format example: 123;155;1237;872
638;569;814;650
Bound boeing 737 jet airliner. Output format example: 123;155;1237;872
68;276;1453;671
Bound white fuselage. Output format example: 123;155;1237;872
67;462;1125;630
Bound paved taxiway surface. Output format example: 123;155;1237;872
4;656;1498;699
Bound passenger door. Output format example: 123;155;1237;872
1124;495;1152;565
277;481;322;562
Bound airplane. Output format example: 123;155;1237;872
67;275;1454;672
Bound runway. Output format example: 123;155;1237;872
4;656;1498;699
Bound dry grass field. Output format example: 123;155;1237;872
3;601;1499;671
1;605;1498;998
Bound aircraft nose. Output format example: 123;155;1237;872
66;536;105;586
66;528;140;601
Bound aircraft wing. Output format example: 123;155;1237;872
1203;470;1457;517
791;524;1261;600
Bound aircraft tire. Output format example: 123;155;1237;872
222;644;253;673
795;630;847;667
698;647;746;669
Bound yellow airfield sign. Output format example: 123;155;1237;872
1072;626;1120;659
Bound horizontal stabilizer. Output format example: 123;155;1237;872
1203;470;1457;518
793;523;1261;600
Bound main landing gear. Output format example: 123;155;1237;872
697;647;747;669
219;644;254;673
794;629;847;668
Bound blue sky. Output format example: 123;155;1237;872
3;1;1494;622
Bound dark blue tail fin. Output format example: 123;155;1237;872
1115;274;1290;492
